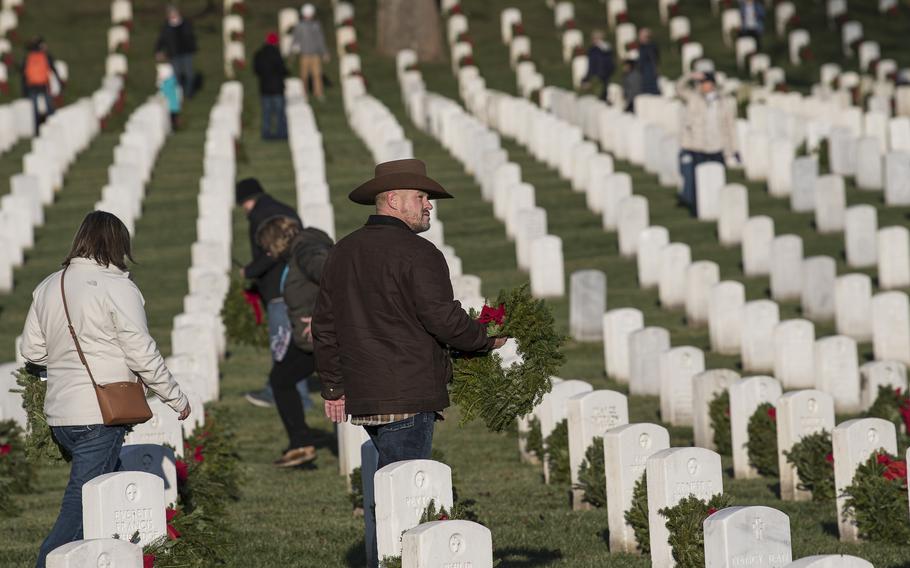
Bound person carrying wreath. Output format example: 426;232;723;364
313;158;507;470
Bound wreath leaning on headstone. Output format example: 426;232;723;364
575;437;606;508
221;276;269;349
451;284;565;433
783;430;835;502
625;472;651;554
0;419;32;516
13;366;66;463
746;403;779;477
842;449;910;544
544;419;571;486
867;385;910;447
523;416;544;462
708;390;732;455
659;493;734;568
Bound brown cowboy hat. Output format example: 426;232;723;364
348;158;453;205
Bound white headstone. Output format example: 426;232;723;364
877;226;910;290
815;336;861;414
770;235;803;301
617;196;649;257
82;471;166;545
637;226;670;289
604;423;670;553
835;274;873;342
647;447;724;568
693;370;740;450
118;444;178;508
658;243;692;309
569;270;606;342
801;256;836;322
530;236;565;298
375;460;454;560
685;261;720;327
884;151;910;205
855;138;883;191
773;319;816;390
832;418;897;542
567;390;629;489
790;156;819;213
730;376;783;478
601;173;632;230
786;556;873;568
844;205;878;269
776;389;836;501
718;184;749;246
400;520;493;568
814;175;846;233
860;360;908;410
695;162;726;221
872;291;910;366
703;506;793;568
709;281;745;355
603;308;644;383
742;216;775;277
741;300;781;374
629;327;671;396
123;398;184;458
46;539;142;568
659;346;705;427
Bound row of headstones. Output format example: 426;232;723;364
95;96;170;236
523;375;908;561
0;73;124;294
0;99;33;155
166;81;245;406
222;3;245;79
286;80;336;240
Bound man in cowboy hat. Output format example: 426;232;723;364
313;159;506;470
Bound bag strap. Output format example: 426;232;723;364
60;265;102;390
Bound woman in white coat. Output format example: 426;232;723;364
22;211;191;568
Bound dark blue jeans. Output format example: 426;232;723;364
170;53;195;98
679;149;724;217
261;95;287;140
36;424;127;568
26;86;54;135
364;412;436;567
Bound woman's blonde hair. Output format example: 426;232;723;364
256;215;302;258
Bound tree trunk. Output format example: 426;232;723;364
377;0;446;63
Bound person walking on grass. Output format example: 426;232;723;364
155;5;198;99
253;31;289;140
20;36;60;133
255;215;333;467
235;179;312;414
676;71;738;217
636;27;661;96
291;3;330;101
22;211;191;568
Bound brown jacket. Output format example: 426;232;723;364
313;215;493;415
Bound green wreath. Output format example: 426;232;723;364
783;430;834;501
746;402;778;477
660;493;733;568
575;437;606;508
544;419;570;485
708;390;731;455
842;450;910;544
451;284;565;432
625;471;651;553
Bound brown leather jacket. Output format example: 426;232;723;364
313;215;493;415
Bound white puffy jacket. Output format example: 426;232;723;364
20;257;188;426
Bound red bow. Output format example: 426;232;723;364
143;554;155;568
0;444;10;456
175;459;188;484
242;290;264;325
478;304;506;326
166;508;181;540
766;407;776;421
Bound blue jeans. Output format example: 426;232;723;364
679;150;724;217
36;424;127;568
364;412;436;567
26;86;54;135
261;95;287;140
170;53;195;98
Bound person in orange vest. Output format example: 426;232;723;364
20;36;60;134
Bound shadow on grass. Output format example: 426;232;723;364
495;546;564;567
345;539;367;568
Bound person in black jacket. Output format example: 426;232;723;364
637;28;661;96
236;179;312;415
253;32;288;140
154;5;198;98
581;30;615;101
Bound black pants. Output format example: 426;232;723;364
270;343;316;449
738;29;762;52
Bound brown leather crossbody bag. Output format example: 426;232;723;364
60;266;153;426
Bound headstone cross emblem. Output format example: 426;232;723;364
639;433;651;449
125;483;138;502
449;533;464;554
414;471;426;489
752;517;764;541
687;457;699;476
97;553;112;568
807;398;818;414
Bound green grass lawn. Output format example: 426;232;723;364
1;0;908;566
